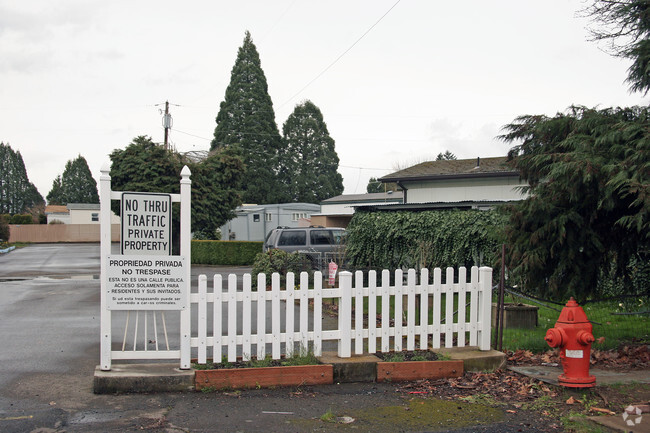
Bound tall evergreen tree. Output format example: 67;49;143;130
500;106;649;301
279;100;344;203
583;0;650;94
500;1;650;301
0;142;44;214
47;155;99;205
211;31;284;204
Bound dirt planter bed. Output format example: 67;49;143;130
194;351;465;390
195;364;333;391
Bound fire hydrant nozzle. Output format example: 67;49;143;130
545;297;596;388
577;330;595;345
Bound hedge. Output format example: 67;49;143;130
9;214;33;224
192;240;263;265
345;209;505;271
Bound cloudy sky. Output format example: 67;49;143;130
1;0;646;201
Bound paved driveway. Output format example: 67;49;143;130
0;244;553;433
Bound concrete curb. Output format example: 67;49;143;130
93;348;506;394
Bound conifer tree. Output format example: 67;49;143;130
500;1;650;301
280;100;343;203
211;31;284;204
48;155;99;204
0;142;44;214
46;175;65;205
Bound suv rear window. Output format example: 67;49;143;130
278;231;306;246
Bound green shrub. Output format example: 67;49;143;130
252;249;312;284
191;240;262;265
9;214;33;224
0;214;10;224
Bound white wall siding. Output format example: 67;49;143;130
407;177;527;204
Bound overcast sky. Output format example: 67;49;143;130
1;0;646;201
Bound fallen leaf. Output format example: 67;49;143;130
566;397;576;405
597;337;606;344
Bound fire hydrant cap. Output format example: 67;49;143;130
545;328;564;348
557;297;590;323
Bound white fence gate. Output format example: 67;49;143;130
192;266;493;365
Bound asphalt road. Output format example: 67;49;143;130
0;243;556;433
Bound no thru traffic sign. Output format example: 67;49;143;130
121;192;172;255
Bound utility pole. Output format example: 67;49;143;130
163;101;171;151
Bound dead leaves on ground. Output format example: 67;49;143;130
398;370;557;403
507;344;650;370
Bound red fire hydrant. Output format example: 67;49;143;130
544;297;596;388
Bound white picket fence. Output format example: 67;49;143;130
191;266;493;365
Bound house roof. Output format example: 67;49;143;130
235;203;320;213
321;191;403;204
356;200;505;212
67;203;100;210
380;156;518;183
44;205;69;214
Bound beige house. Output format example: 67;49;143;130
46;203;119;225
378;156;526;210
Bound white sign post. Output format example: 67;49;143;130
100;164;191;371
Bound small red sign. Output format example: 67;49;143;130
328;262;338;286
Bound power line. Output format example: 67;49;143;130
278;0;402;109
174;129;212;141
339;164;392;171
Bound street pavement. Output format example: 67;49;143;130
0;243;557;433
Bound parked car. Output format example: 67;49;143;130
263;226;346;269
264;226;345;252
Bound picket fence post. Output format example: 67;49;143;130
338;271;352;358
478;266;493;351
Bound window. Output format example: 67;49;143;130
265;213;272;222
310;230;333;245
253;214;260;222
291;212;308;221
278;231;306;246
91;213;99;222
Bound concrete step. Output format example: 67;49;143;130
93;363;194;394
435;346;506;372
